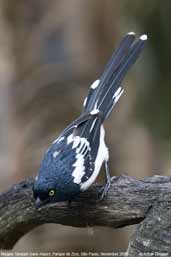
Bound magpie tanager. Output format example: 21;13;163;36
33;32;147;207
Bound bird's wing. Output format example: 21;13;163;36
53;112;93;144
68;135;94;185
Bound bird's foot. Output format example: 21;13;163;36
98;179;111;201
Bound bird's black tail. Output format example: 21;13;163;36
82;32;147;120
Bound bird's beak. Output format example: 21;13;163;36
35;197;43;208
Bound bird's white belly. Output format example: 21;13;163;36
80;125;109;191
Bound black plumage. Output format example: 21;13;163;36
33;32;147;207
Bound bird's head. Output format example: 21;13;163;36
33;175;80;207
33;142;81;207
33;177;58;207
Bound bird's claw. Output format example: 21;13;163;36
98;179;111;201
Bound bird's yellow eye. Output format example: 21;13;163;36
49;189;55;196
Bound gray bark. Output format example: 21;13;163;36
127;202;171;257
0;175;171;256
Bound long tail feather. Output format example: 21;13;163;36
99;34;147;118
82;33;147;120
83;32;136;113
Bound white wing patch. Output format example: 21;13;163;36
72;153;85;184
113;87;124;104
90;109;99;115
91;79;100;89
69;136;90;184
67;128;107;188
72;136;80;148
67;134;74;144
53;150;60;158
80;125;108;191
53;136;64;145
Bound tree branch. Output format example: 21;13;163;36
1;175;171;250
127;201;171;256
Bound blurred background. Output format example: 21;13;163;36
0;0;171;254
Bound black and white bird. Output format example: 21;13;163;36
33;32;147;207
